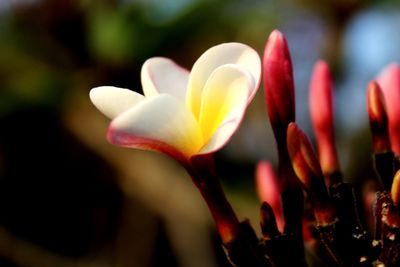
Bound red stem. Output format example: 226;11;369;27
186;155;240;244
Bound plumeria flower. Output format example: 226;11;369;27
90;43;261;167
90;43;261;244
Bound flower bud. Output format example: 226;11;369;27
287;123;335;225
309;60;340;176
263;30;295;145
287;122;325;195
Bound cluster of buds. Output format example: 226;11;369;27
224;31;400;267
89;29;400;267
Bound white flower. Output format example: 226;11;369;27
90;43;261;164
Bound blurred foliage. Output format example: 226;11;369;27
0;0;281;116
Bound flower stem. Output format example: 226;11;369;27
187;155;240;244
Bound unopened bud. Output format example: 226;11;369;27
309;60;340;176
263;30;295;145
287;123;323;190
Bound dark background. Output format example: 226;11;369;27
0;0;399;266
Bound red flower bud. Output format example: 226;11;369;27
263;30;295;145
287;123;324;191
309;60;340;175
287;123;334;225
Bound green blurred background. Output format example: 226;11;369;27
0;0;400;266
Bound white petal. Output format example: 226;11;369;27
90;86;145;119
108;94;204;160
187;43;261;118
141;57;189;101
198;64;253;143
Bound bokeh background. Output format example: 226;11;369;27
1;0;400;266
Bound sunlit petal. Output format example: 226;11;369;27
187;43;261;118
90;86;145;119
141;57;189;101
107;94;203;160
198;64;253;143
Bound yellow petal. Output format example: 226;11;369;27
198;92;248;155
141;57;189;102
89;86;145;119
198;65;253;143
107;94;203;160
187;43;261;118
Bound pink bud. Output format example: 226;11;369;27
377;63;400;156
286;122;334;225
287;122;324;191
309;60;340;175
263;30;295;145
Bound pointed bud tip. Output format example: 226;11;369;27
264;29;287;60
287;122;298;138
314;60;329;72
269;29;284;42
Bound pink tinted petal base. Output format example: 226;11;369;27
107;128;189;165
105;94;203;160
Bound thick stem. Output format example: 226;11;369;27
186;156;240;244
277;145;304;234
277;146;308;267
